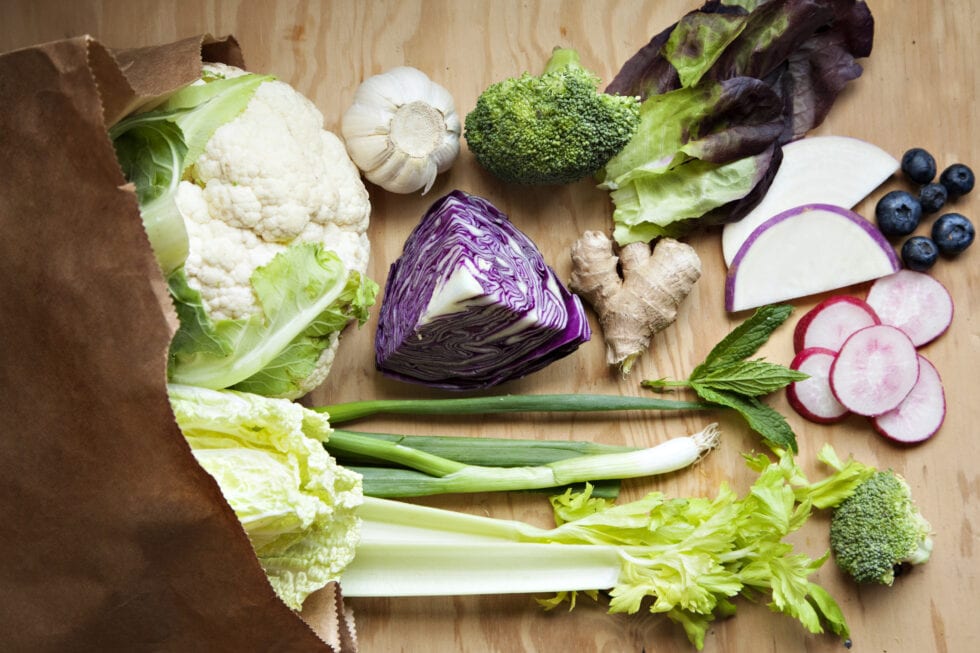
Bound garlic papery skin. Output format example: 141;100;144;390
342;66;460;195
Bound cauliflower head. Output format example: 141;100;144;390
181;63;370;310
99;61;384;399
165;64;371;398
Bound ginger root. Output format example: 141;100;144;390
569;231;701;374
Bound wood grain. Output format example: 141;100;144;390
2;1;977;651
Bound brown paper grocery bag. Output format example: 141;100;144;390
0;34;355;652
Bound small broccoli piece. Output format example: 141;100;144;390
829;470;934;585
464;47;640;185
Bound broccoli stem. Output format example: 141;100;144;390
543;47;583;74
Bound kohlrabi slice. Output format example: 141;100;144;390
725;204;900;313
722;136;898;266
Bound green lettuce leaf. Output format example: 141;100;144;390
600;0;874;243
168;384;363;611
600;75;784;244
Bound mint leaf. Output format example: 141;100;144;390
691;360;807;396
641;304;800;451
698;304;793;371
693;385;798;452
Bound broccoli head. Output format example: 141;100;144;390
829;470;934;585
464;47;640;185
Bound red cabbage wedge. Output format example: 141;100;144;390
375;191;590;389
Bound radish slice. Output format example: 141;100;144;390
724;204;900;312
865;270;954;347
872;355;946;444
787;347;850;423
793;296;880;353
829;325;920;417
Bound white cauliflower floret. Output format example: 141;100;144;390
174;65;371;395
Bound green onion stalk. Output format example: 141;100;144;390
315;393;709;423
326;425;720;497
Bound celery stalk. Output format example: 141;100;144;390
345;499;623;595
339;448;863;649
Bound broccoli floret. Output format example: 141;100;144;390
829;470;934;585
464;47;640;185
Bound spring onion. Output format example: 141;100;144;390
327;425;720;497
330;431;640;467
331;431;641;498
316;393;710;424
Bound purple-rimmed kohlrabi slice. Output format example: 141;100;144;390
725;203;899;312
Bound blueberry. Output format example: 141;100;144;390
875;190;922;237
919;182;948;214
931;213;975;255
901;148;937;184
939;163;975;197
901;236;939;271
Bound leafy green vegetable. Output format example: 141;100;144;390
168;383;363;611
168;243;377;396
643;305;805;451
598;75;784;243
342;445;872;649
601;0;874;242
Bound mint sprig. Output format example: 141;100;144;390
642;305;805;452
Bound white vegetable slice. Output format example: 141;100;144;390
792;295;880;353
872;355;946;444
829;325;920;417
865;270;954;346
725;204;900;312
722;135;898;266
787;347;850;423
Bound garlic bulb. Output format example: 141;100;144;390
342;66;460;195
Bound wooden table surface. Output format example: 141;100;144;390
2;1;977;651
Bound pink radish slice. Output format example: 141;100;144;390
787;347;850;423
872;355;946;444
865;270;954;347
829;325;920;417
793;295;880;353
